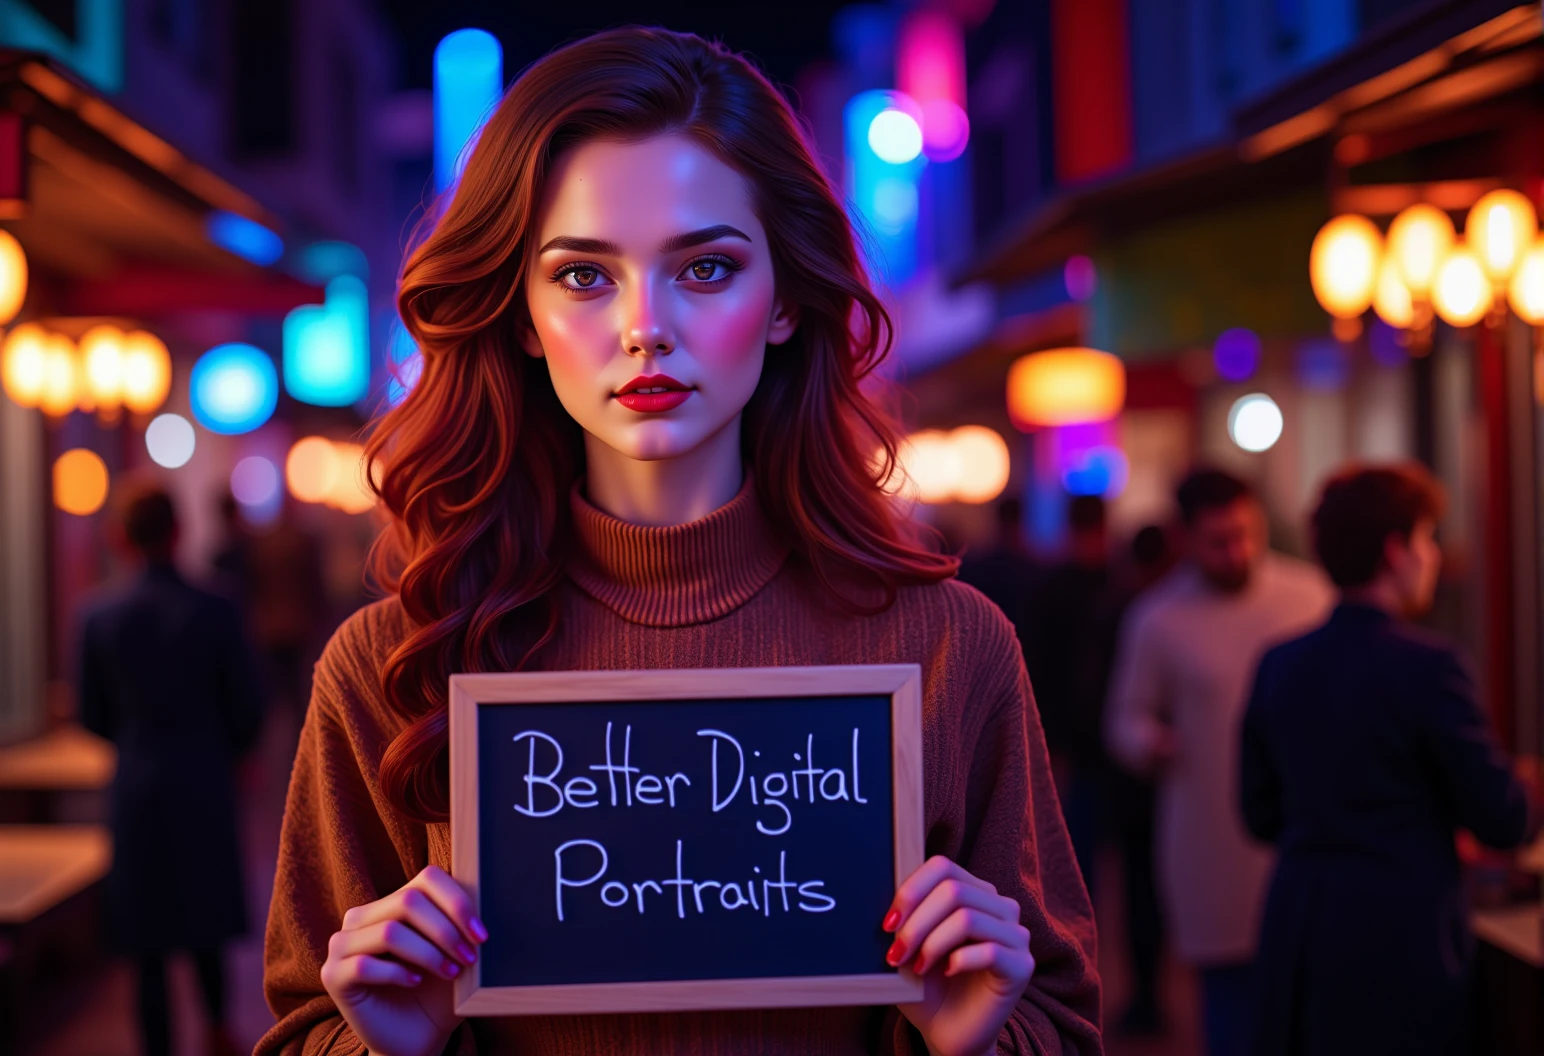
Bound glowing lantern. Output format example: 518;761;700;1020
286;436;339;504
1007;347;1125;430
868;106;924;164
1508;243;1544;325
949;425;1010;504
900;429;961;504
326;442;376;513
1372;256;1414;329
1309;215;1381;319
80;325;126;414
1467;189;1537;283
0;229;26;324
38;333;78;417
1;322;48;407
1387;204;1456;298
1431;244;1492;327
120;331;172;414
54;448;109;515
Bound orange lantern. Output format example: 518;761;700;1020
1509;243;1544;325
38;333;79;418
326;442;376;514
1372;256;1414;329
1007;347;1125;430
1;322;49;407
80;324;127;415
1432;243;1492;327
286;436;338;504
1467;189;1537;283
1387;204;1456;298
949;425;1010;504
1309;215;1381;319
0;229;26;325
120;331;172;414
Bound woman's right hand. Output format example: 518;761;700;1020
320;865;487;1056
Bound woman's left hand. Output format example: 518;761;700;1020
885;855;1035;1056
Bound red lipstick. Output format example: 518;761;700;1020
614;373;693;413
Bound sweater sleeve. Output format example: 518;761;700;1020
255;621;478;1056
888;612;1103;1056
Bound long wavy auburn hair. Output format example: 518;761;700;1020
367;25;958;822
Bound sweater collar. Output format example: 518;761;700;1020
566;474;790;628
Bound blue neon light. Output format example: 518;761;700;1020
434;28;503;192
294;241;368;283
845;89;926;286
283;275;370;407
386;321;422;407
0;0;123;91
206;211;283;266
190;343;278;435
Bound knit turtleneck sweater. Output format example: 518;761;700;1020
258;477;1102;1055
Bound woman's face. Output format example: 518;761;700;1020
521;134;797;463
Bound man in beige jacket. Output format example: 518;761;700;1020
1105;469;1332;1056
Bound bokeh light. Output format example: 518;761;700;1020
1061;445;1129;498
1007;347;1126;429
1509;243;1544;325
286;436;338;504
326;442;376;514
145;413;196;469
1064;255;1097;302
0;228;27;324
1467;188;1537;282
1431;244;1492;327
80;325;125;415
1213;328;1262;382
901;429;961;504
38;332;78;418
53;448;109;516
1387;203;1455;298
1;322;48;407
1309;214;1381;319
231;456;280;507
868;107;924;164
120;331;172;414
1228;394;1284;453
190;343;278;435
949;426;1011;504
1372;256;1413;329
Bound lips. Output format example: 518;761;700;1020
614;373;694;413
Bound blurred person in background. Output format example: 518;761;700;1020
1030;495;1111;891
76;481;266;1056
210;488;253;602
1241;463;1537;1056
1105;468;1332;1056
1095;523;1175;1036
956;495;1040;666
247;495;329;714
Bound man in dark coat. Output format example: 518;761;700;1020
1240;463;1535;1056
77;482;266;1056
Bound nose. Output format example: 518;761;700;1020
621;284;676;357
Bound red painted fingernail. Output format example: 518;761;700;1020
913;953;927;974
457;943;476;964
471;918;489;943
885;940;906;966
882;909;901;932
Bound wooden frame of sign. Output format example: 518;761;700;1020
449;664;924;1016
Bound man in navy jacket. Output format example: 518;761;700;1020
1240;462;1534;1056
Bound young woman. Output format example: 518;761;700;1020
258;27;1099;1056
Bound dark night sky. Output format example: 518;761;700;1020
376;1;848;93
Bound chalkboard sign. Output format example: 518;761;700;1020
449;664;924;1016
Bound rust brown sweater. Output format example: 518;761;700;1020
258;478;1102;1055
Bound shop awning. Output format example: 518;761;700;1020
954;0;1541;291
0;50;323;315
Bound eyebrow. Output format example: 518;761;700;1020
537;224;752;257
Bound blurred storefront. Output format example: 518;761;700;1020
945;0;1543;760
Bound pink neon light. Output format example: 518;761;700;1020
898;10;970;162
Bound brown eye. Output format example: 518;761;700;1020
573;269;598;287
691;261;717;281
